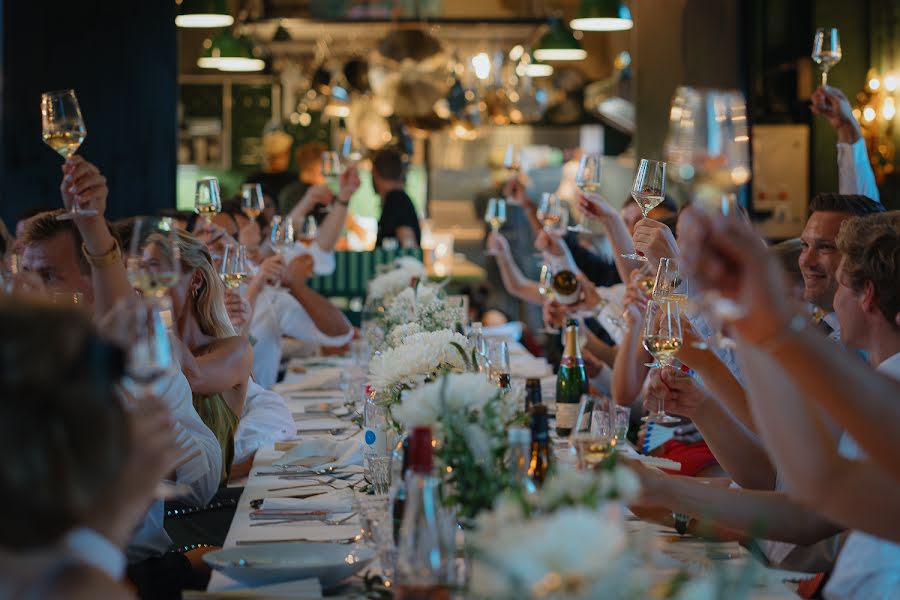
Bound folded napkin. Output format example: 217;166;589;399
273;368;343;394
295;417;349;433
236;523;361;545
274;438;362;470
257;489;354;514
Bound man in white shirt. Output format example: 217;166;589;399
811;85;880;201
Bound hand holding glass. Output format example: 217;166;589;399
42;89;94;219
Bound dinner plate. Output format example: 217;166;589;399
204;542;376;587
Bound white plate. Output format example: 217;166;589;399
204;542;375;587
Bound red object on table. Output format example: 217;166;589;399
657;440;719;477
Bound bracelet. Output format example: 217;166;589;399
81;239;122;269
753;314;809;354
334;197;350;207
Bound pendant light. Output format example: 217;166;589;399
176;0;234;28
570;0;633;31
198;31;265;72
534;19;587;61
524;52;554;77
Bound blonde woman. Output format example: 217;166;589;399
166;230;252;480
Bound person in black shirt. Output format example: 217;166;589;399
244;130;296;202
372;147;421;249
278;141;333;224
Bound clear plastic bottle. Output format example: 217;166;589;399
363;390;388;480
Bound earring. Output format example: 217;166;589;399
191;287;199;299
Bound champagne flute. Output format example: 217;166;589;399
241;183;264;220
269;215;294;289
641;301;684;422
484;197;506;257
195;177;222;223
297;215;318;247
503;144;521;205
622;159;666;261
812;27;841;86
219;244;251;290
575;153;602;195
41;89;95;220
487;339;510;388
127;217;181;301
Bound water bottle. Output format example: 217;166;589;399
363;391;388;480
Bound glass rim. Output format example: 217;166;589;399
41;88;77;98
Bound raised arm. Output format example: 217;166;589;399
611;298;650;407
283;255;352;339
316;166;360;252
578;192;637;282
61;156;133;316
486;232;544;305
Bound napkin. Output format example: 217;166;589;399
273;368;342;394
236;523;361;545
274;438;363;470
257;489;354;514
295;417;349;433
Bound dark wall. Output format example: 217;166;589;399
1;1;177;228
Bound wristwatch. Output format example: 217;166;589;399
672;512;691;535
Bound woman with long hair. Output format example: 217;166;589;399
164;230;252;480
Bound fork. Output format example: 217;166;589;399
248;512;358;527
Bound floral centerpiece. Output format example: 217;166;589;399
468;466;645;600
368;329;472;426
393;372;526;519
381;285;464;349
366;256;427;305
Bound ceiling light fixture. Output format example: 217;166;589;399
176;0;234;28
534;19;587;61
570;0;634;32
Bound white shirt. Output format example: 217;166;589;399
250;287;354;389
837;138;880;201
234;378;295;463
824;352;900;599
63;528;126;581
282;242;336;276
124;369;223;563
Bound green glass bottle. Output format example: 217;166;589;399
555;318;587;437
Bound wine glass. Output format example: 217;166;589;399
503;144;521;205
622;159;666;261
127;217;181;301
269;216;294;289
642;300;683;424
41;89;94;220
219;244;250;290
127;300;177;397
484;197;507;233
241;184;264;220
575;153;602;195
322;151;344;188
652;258;688;303
487;340;510;387
297;215;318;247
195;177;222;223
812;27;841;86
537;263;559;334
665;87;750;212
536;193;564;233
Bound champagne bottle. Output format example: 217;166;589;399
528;404;552;486
555;318;587;437
525;377;542;411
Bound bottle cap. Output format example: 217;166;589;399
407;426;434;473
530;404;549;435
507;426;531;445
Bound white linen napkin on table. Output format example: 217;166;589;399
257;489;354;514
273;368;343;394
273;438;363;470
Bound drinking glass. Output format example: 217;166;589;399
269;216;294;289
127;217;181;300
652;257;688;303
487;339;510;387
297;215;318;247
41;89;94;220
127;300;177;397
219;244;251;290
351;339;372;373
195;177;222;223
536;192;564;232
537;263;558;334
575;153;602;195
322;151;343;189
664;87;750;211
53;292;85;306
503;144;520;172
812;27;841;86
241;183;264;220
484;197;507;233
612;405;631;445
622;159;666;261
642;300;683;423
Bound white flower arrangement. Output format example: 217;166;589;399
366;257;426;304
376;285;464;349
368;329;471;394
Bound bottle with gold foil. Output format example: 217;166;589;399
555;318;587;437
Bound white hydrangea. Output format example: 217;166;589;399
392;371;497;427
386;322;423;349
366;259;426;302
368;329;470;392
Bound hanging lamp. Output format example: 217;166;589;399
534;19;587;61
570;0;634;32
176;0;234;28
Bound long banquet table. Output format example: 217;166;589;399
206;342;801;598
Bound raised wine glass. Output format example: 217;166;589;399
642;299;683;423
241;183;264;220
812;27;841;86
127;217;181;302
195;177;222;223
575;153;602;196
219;244;251;291
297;215;318;247
269;215;294;289
484;197;507;257
622;159;666;261
536;193;563;233
41;89;94;220
537;263;559;334
652;257;688;304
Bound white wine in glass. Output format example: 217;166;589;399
127;217;181;299
537;193;563;232
219;244;250;290
297;215;317;247
575;153;602;195
622;159;666;261
641;299;683;424
42;89;96;220
812;27;841;86
195;177;222;223
241;184;264;219
484;197;507;232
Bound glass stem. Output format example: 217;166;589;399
821;70;828;86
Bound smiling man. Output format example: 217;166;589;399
799;193;884;338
